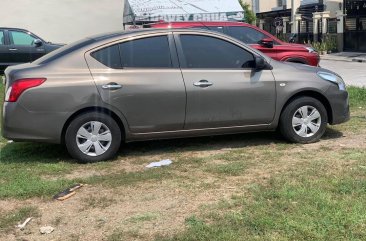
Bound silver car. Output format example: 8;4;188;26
2;29;350;163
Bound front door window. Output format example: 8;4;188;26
9;31;36;46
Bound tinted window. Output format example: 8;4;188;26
92;44;122;69
0;31;4;45
119;36;172;68
9;31;36;46
180;35;254;69
228;27;267;44
207;26;225;33
191;26;224;33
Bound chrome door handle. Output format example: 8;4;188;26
193;80;213;88
9;48;18;51
102;83;122;90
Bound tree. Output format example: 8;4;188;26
239;1;256;25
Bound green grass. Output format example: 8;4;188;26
159;148;366;241
348;86;366;108
0;206;40;232
127;212;159;223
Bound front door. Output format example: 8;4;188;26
8;30;46;64
86;34;186;133
175;33;276;130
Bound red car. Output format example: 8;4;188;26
149;21;320;67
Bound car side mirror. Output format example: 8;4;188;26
254;56;272;72
33;39;43;47
259;38;274;48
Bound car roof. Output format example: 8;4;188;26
0;27;31;31
89;28;224;42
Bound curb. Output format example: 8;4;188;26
320;57;366;63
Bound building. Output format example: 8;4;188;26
1;0;125;43
256;0;347;51
344;0;366;51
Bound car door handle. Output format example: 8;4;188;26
102;83;122;90
9;48;18;51
193;80;213;88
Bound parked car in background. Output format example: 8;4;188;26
148;21;320;66
2;29;349;163
0;28;64;72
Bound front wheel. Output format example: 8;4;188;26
279;97;328;143
65;112;121;163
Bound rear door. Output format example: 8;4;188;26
227;26;279;60
8;30;46;64
86;33;186;133
0;30;11;68
175;33;276;129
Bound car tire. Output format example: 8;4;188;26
279;97;328;144
65;112;121;163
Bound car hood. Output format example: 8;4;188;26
281;61;339;76
274;42;311;52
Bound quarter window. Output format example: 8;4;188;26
119;36;172;68
227;27;268;44
91;44;122;69
179;35;255;69
9;31;36;46
0;31;4;45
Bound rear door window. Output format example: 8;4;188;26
227;26;268;44
119;36;172;68
9;31;36;46
91;35;173;69
0;31;5;45
179;35;254;69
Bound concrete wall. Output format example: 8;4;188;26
1;0;125;44
256;0;278;13
326;0;343;18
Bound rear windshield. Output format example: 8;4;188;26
33;38;95;65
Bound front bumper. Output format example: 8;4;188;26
325;85;350;125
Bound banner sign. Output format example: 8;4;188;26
134;12;245;22
124;0;245;23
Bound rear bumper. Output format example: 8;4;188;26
325;85;350;125
2;102;65;143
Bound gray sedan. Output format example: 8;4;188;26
2;29;350;163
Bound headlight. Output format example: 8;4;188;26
306;47;317;53
317;71;346;91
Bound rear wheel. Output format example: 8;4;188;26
65;112;121;163
279;97;327;143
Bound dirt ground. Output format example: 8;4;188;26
1;126;365;241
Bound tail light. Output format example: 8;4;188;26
5;78;46;102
